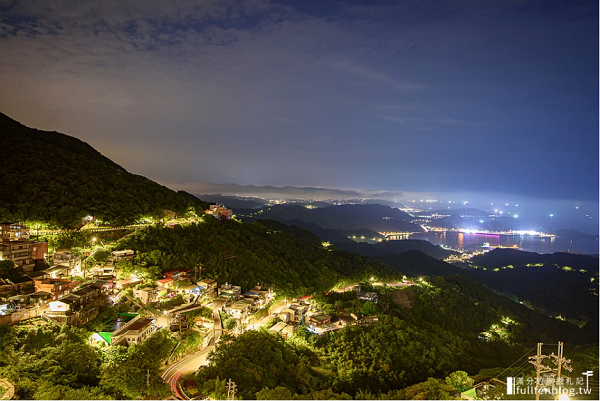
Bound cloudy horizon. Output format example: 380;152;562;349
1;0;597;207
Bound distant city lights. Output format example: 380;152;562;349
459;228;545;236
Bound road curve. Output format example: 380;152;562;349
162;303;223;399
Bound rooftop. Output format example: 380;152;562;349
26;271;48;279
44;265;68;273
29;291;52;298
56;294;79;304
269;321;289;332
11;276;33;284
85;279;109;289
98;332;113;344
112;249;134;255
71;286;96;297
125;318;153;332
309;313;332;322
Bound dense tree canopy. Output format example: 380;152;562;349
0;112;208;228
0;324;175;400
116;219;399;295
198;331;322;399
462;249;599;327
196;273;598;400
99;329;175;399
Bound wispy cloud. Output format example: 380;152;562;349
333;60;426;91
379;115;482;128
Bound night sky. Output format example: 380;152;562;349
0;1;598;213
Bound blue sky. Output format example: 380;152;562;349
0;1;597;214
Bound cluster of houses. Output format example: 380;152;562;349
310;286;380;333
204;204;233;221
126;270;209;305
263;298;381;337
45;279;111;325
265;301;309;338
0;228;135;324
2;221;385;347
303;310;379;335
221;283;271;319
0;222;48;272
271;286;381;336
0;223;50;306
89;277;273;349
0;277;111;325
130;272;272;319
305;313;379;334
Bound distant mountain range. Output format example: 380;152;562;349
169;180;405;200
240;203;423;233
0;112;209;227
198;194;265;209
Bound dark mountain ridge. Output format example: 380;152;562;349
0;112;208;227
336;239;455;260
459;248;599;326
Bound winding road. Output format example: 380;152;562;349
162;300;223;400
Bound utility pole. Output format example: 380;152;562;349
146;368;150;392
550;341;572;399
529;342;552;400
226;378;237;400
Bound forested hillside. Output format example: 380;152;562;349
0;112;208;227
196;275;598;399
0;324;175;399
462;249;599;326
115;218;399;296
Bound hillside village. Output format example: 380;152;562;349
0;215;402;353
